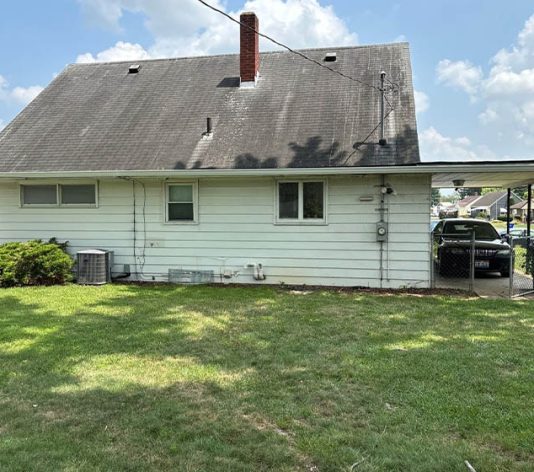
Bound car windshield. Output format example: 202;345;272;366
442;221;499;240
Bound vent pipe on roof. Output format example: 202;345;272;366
379;71;387;146
240;12;260;87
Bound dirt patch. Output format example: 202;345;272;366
114;281;473;297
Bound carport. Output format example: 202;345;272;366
422;160;534;297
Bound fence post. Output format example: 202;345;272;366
469;232;475;293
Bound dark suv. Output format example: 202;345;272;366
432;219;512;277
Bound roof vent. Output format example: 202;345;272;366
128;64;141;74
324;53;337;62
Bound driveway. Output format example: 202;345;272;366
435;270;534;298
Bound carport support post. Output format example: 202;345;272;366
527;184;532;237
506;188;512;235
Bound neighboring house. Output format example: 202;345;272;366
1;12;531;288
457;195;482;217
470;191;518;220
511;200;531;221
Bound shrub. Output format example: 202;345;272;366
0;239;74;287
515;246;534;275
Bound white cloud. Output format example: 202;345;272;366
419;127;497;162
76;41;152;63
414;90;429;114
76;0;357;60
0;74;43;105
10;85;44;104
0;119;5;132
436;59;483;95
435;13;534;151
478;107;498;125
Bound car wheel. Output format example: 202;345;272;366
500;270;510;278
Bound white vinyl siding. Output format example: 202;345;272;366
0;174;431;288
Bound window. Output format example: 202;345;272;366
166;183;197;223
61;185;96;205
21;185;57;205
21;183;97;207
276;180;326;223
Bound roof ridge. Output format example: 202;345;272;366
67;42;410;67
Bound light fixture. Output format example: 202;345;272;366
453;179;465;187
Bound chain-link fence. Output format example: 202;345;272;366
510;237;534;297
432;233;476;292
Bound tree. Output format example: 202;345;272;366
481;187;503;195
431;188;441;205
457;188;481;199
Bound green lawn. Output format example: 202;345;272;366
0;285;532;471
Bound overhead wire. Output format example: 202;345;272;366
196;0;381;92
196;0;402;165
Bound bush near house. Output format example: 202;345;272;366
0;239;73;287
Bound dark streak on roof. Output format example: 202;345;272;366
0;43;420;173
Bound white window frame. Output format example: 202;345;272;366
19;182;99;208
275;179;327;225
164;181;199;224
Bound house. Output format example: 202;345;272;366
469;191;518;220
457;194;481;217
2;12;534;289
511;200;531;222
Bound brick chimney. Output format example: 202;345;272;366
240;12;259;86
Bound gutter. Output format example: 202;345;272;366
1;161;534;179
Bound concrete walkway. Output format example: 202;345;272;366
435;271;534;298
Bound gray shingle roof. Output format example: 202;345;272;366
457;195;481;207
472;191;507;207
0;43;420;173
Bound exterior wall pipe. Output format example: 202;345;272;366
379;174;386;287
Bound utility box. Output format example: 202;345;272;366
376;222;388;242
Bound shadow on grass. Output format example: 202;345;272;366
0;285;533;471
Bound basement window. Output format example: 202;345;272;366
20;183;98;207
276;180;326;224
165;182;198;223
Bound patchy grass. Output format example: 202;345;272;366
0;284;532;471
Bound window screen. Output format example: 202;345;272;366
168;184;195;221
278;181;325;222
303;182;324;219
61;185;96;205
279;182;299;219
21;185;57;205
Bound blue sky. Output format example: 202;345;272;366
1;0;534;162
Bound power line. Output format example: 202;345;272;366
196;0;400;166
196;0;381;91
